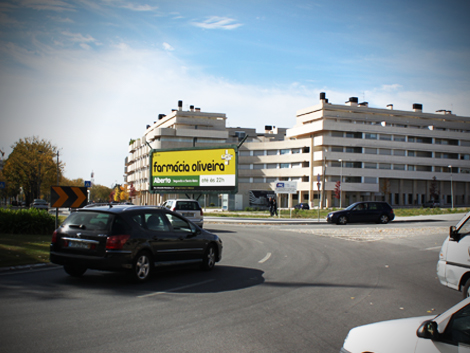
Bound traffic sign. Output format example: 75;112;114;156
51;186;87;208
0;181;5;189
84;180;92;187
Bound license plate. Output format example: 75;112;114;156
182;212;193;217
68;241;90;249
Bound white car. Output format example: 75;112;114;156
341;297;470;353
438;211;470;298
161;199;204;228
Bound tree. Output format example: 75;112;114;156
334;181;341;199
3;137;65;205
90;184;112;203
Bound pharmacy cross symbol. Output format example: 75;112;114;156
221;150;233;165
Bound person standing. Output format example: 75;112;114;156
272;198;278;216
268;197;274;216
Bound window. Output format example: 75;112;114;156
280;149;290;155
365;133;377;140
292;149;301;154
254;150;265;156
416;165;432;172
331;131;343;137
345;176;361;183
253;164;264;169
379;149;392;155
394;164;406;170
253;178;264;183
345;147;362;153
144;213;170;232
408;151;415;157
379;134;392;141
331;146;343;152
364;177;377;184
345;162;362;168
345;132;362;138
364;148;377;154
379;164;392;170
239;164;251;169
416;151;433;158
164;213;192;233
408;165;415;171
280;163;290;168
267;150;278;155
239;178;250;183
364;163;377;169
441;303;470;346
394;150;406;156
394;135;406;142
266;164;278;169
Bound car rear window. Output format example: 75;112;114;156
175;201;201;211
63;211;114;231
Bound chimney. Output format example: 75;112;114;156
178;100;183;111
320;92;326;101
146;125;150;129
346;97;358;107
195;107;201;112
412;103;423;112
387;104;393;110
358;102;369;107
190;105;194;111
158;114;166;120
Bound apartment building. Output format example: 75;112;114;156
125;94;470;209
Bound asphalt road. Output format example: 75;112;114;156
0;218;464;353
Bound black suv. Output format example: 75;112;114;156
50;205;222;281
327;201;395;225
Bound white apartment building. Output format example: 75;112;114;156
125;95;470;209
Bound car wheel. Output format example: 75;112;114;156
64;264;87;277
379;214;390;224
462;279;470;299
132;251;153;282
201;244;216;271
337;216;348;225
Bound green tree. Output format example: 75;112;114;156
3;137;65;205
90;184;112;203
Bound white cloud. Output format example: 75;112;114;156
191;16;243;30
163;42;174;51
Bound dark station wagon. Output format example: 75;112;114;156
50;205;222;281
327;201;395;225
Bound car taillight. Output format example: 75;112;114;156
200;209;203;216
51;230;58;244
106;235;131;250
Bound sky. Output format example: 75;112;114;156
1;0;469;188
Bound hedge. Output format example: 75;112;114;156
0;208;56;235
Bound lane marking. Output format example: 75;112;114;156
259;252;272;264
424;246;442;251
138;279;215;298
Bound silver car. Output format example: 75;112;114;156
161;199;204;228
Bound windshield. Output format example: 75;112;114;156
345;203;359;211
63;211;114;231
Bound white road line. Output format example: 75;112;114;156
424;246;442;251
138;279;215;298
259;252;272;263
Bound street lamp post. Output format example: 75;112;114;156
340;159;343;208
55;150;60;229
449;165;454;209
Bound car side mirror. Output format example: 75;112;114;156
450;226;460;242
417;320;439;340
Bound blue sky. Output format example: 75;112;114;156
1;0;469;187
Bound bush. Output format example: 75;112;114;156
0;208;56;235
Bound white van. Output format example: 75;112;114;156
437;212;470;298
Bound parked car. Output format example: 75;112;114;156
30;199;49;209
161;199;204;228
50;205;222;282
294;203;310;210
327;201;394;225
437;211;470;298
341;297;470;353
423;200;441;208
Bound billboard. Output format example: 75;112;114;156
274;181;298;194
150;146;238;194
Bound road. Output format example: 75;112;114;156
0;217;463;353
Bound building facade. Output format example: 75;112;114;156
125;95;470;209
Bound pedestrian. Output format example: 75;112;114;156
272;198;278;216
268;197;274;216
